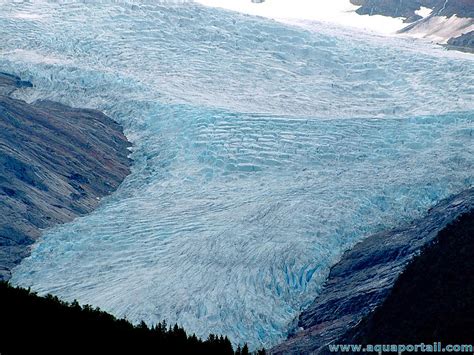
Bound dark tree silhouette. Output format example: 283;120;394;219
0;282;238;355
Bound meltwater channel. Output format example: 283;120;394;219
2;1;473;348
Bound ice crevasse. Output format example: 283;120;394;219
1;0;473;349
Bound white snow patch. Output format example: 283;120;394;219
415;6;433;18
195;0;406;34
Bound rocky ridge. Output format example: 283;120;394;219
272;188;474;354
0;72;131;280
351;0;474;49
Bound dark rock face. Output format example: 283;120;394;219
434;0;474;17
448;31;474;52
350;0;439;22
0;73;131;280
340;210;474;348
350;0;474;51
0;72;32;96
351;0;474;19
271;189;474;354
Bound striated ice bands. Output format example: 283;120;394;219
1;0;473;349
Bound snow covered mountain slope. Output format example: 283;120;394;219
195;0;407;34
350;0;474;48
1;0;473;349
196;0;474;50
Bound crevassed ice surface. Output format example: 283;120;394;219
3;1;473;348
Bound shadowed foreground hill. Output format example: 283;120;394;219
272;189;473;354
339;210;474;348
0;282;243;355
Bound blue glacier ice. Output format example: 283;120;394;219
2;0;473;349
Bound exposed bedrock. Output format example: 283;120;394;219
351;0;473;19
336;210;474;349
447;31;474;52
433;0;474;18
0;73;131;280
350;0;439;22
272;188;474;354
352;0;474;49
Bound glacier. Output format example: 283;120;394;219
2;0;473;349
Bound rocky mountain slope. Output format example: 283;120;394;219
448;30;474;49
0;73;131;280
352;0;473;19
352;0;474;50
351;0;439;22
272;189;474;354
336;210;474;350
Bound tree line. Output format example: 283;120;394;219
0;281;266;355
